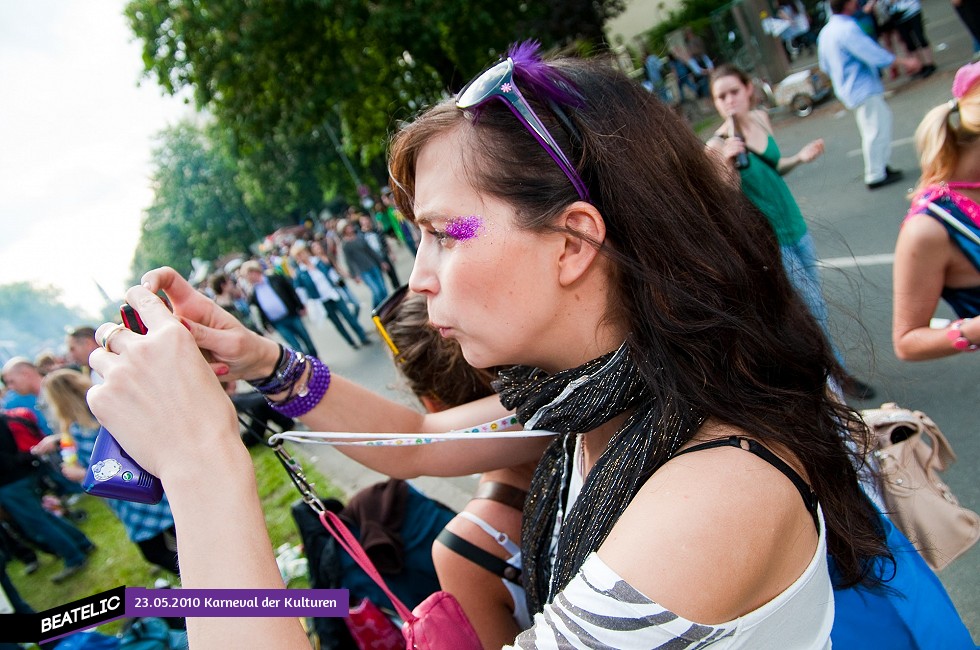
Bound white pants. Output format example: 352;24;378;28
854;93;893;184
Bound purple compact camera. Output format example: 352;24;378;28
82;305;164;504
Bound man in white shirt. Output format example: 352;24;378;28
818;0;920;189
243;261;319;357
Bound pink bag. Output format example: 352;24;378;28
345;597;404;650
319;510;483;650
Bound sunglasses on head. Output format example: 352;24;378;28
455;57;590;202
372;284;411;362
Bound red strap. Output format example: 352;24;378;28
318;510;415;623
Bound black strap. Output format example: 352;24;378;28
435;529;522;586
673;436;819;525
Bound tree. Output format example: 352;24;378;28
0;283;90;360
131;121;264;283
123;0;626;212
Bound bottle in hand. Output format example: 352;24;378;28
729;116;749;170
60;432;78;467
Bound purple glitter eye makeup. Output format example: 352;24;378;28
445;215;483;241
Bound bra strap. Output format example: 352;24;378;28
945;181;980;190
673;436;818;522
457;511;522;556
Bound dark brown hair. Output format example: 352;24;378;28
389;55;887;587
384;292;501;408
209;272;230;295
709;63;752;89
66;326;96;342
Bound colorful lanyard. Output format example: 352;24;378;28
268;414;556;447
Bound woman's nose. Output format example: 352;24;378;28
408;239;438;296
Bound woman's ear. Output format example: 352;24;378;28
556;201;606;287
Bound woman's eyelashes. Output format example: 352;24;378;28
445;215;483;241
429;215;483;247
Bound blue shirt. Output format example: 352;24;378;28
73;423;176;542
818;14;895;109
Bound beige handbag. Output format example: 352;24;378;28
862;403;980;571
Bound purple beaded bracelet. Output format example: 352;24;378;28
269;356;332;418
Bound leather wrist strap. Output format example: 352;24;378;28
471;481;528;512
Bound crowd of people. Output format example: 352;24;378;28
0;204;418;593
2;26;979;650
192;203;420;360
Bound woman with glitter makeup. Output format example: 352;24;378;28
893;61;980;360
88;44;940;648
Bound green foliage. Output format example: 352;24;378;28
130;121;266;284
251;442;344;543
9;444;338;630
0;283;91;360
644;0;731;58
123;0;626;216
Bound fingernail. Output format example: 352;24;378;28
216;366;229;376
142;282;152;290
180;318;192;331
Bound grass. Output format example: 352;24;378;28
8;441;342;640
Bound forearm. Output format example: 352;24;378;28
164;442;310;648
232;336;545;477
894;319;980;361
777;154;802;175
300;383;544;477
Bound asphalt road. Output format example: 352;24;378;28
296;2;978;638
767;0;979;636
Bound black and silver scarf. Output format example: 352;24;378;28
494;343;706;617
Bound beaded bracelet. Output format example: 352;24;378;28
269;356;332;418
946;318;979;352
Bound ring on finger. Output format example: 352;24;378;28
100;323;128;354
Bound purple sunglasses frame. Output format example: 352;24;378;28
455;57;590;202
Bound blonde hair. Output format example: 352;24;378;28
42;369;98;434
914;90;980;196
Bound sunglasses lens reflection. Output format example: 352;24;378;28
456;59;512;107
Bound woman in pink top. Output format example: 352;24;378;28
893;62;980;360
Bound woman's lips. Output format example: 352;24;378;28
430;322;453;337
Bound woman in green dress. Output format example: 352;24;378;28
706;64;874;400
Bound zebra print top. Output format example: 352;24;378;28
508;513;831;649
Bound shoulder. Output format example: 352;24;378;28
900;210;949;245
896;212;952;265
597;430;818;623
751;109;773;133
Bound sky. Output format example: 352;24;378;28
0;1;189;318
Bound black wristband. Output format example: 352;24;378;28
246;343;285;385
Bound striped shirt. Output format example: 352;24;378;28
509;446;833;649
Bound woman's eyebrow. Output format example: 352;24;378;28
414;212;446;228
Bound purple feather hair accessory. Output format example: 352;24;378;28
507;40;584;108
